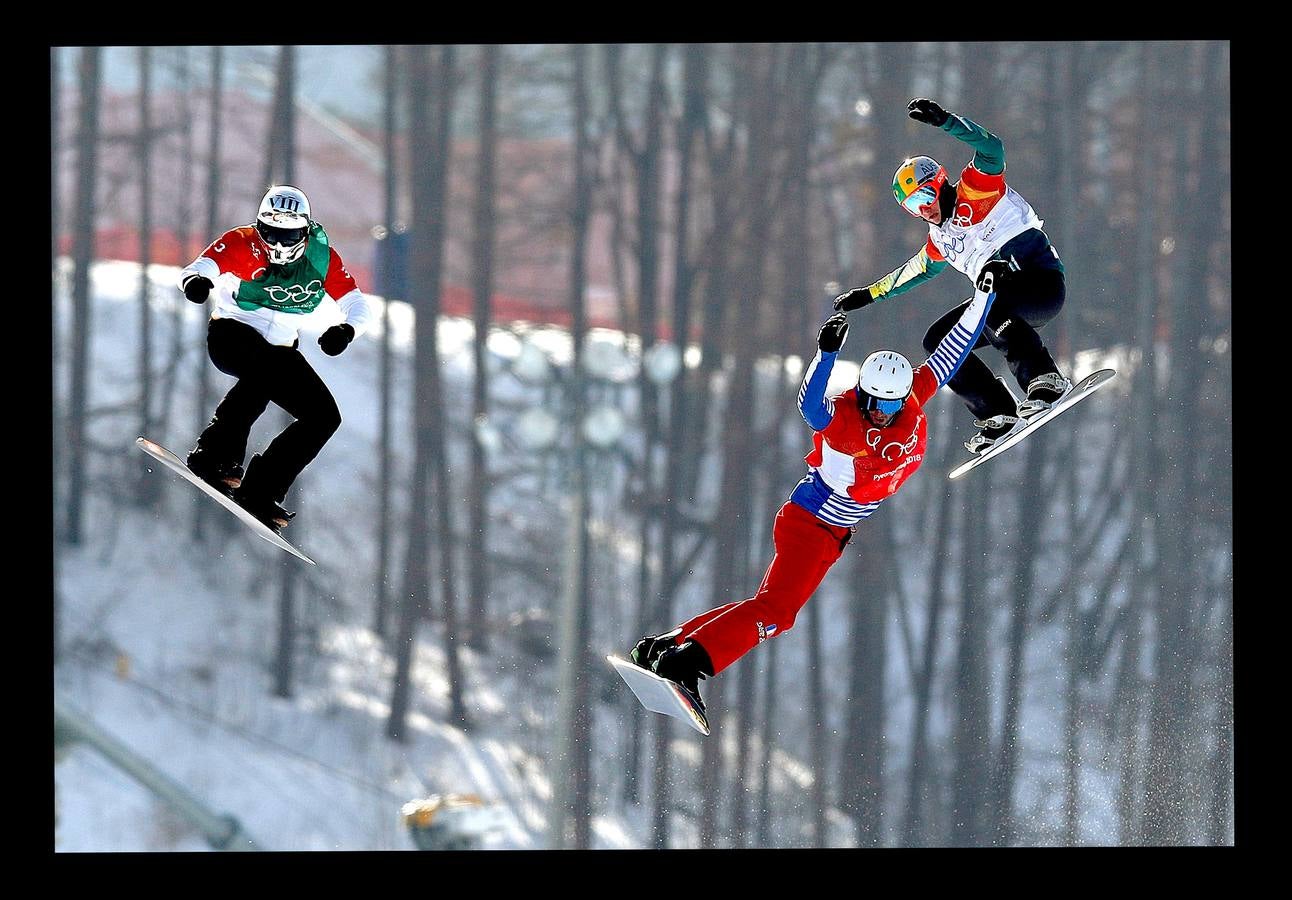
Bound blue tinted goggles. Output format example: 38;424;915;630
901;184;939;216
861;393;905;417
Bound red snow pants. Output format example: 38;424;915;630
673;501;852;675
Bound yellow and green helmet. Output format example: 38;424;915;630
892;155;948;217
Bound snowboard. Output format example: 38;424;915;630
948;369;1117;480
135;437;316;565
607;655;710;736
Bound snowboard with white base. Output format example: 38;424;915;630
948;369;1116;480
135;437;316;565
607;654;709;736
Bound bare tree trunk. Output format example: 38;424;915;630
136;47;155;492
755;615;779;847
840;522;890;846
193;46;222;543
1142;41;1222;846
156;49;194;448
374;45;400;640
264;46;296;186
805;599;828;846
989;40;1084;845
388;44;454;741
735;382;788;847
52;47;60;279
697;43;783;851
427;46;467;728
1207;563;1233;845
950;475;992;846
52;46;62;661
628;42;709;807
990;439;1042;846
901;432;958;845
64;47;101;546
274;501;302;699
607;47;669;809
550;43;596;851
465;44;500;651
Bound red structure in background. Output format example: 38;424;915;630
53;85;652;335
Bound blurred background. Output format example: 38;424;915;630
51;42;1231;850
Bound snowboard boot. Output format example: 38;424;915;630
1017;372;1073;420
231;487;296;534
651;639;714;714
630;627;682;671
185;449;244;498
964;413;1024;455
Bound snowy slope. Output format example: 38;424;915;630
54;259;1142;850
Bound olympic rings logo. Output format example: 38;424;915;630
865;425;920;461
263;279;323;305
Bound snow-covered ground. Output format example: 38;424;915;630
53;259;1148;850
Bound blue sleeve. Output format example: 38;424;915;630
799;350;837;431
924;289;996;390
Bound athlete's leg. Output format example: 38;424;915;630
680;502;851;675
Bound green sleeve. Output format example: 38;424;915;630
940;112;1005;175
865;246;948;302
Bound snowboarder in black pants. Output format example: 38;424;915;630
180;185;370;532
833;98;1071;455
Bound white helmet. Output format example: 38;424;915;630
256;185;312;264
857;350;913;424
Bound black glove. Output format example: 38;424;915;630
183;275;213;304
832;287;874;312
975;258;1016;293
817;313;849;353
318;323;355;356
907;97;949;128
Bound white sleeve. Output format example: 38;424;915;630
177;256;220;291
336;288;372;337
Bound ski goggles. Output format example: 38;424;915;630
861;392;906;418
899;183;939;216
256;220;309;248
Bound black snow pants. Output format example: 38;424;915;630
922;229;1066;421
192;318;341;504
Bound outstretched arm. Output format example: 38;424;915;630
908;98;1005;176
940;111;1005;175
833;245;948;311
919;285;996;397
800;314;849;430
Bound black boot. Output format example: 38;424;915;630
231;487;296;534
232;455;295;533
652;640;714;713
630;627;682;671
185;448;244;498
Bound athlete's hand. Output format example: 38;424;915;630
832;287;874;312
183;275;213;304
975;259;1016;293
908;98;949;128
319;323;355;356
817;313;850;353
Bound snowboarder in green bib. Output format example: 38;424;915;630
178;185;370;532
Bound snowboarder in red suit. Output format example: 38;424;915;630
629;278;1002;714
179;185;370;532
